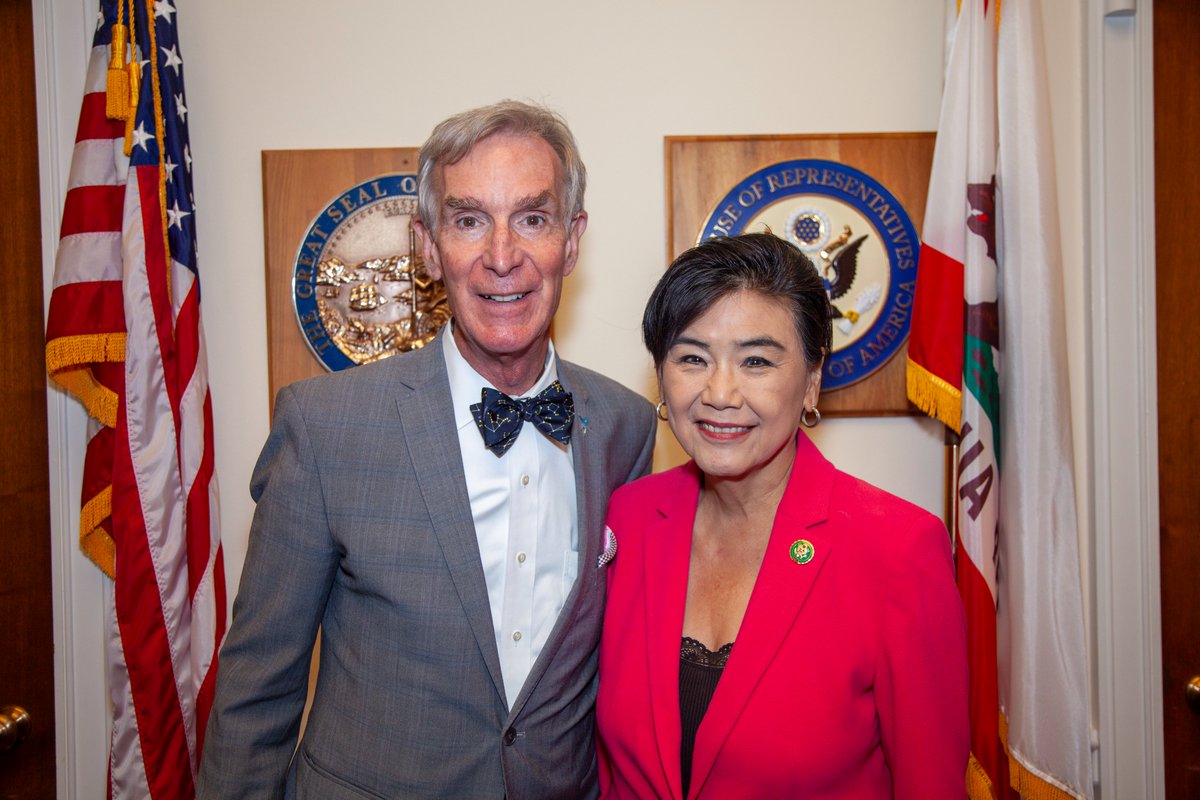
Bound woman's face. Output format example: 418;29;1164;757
660;289;821;482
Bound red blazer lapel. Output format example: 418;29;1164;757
642;463;701;800
689;433;837;798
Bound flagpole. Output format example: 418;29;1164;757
943;427;960;554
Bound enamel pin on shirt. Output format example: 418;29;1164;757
789;539;815;565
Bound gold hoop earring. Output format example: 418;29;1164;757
800;406;821;429
655;401;668;422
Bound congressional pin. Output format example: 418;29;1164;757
789;539;815;565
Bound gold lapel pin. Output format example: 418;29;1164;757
789;539;815;565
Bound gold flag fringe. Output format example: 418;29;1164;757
906;357;963;433
1002;714;1088;800
80;485;116;579
46;332;123;578
966;753;997;800
961;716;1089;800
45;332;125;427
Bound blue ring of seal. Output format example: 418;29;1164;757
292;174;420;372
697;159;919;391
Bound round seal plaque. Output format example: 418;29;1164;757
292;174;451;372
698;160;919;391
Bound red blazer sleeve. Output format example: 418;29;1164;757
875;512;970;800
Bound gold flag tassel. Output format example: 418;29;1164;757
105;22;130;120
123;57;141;156
121;0;139;156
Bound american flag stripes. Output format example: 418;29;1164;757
45;1;225;797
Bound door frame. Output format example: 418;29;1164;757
1086;1;1164;798
32;0;1166;797
33;0;112;795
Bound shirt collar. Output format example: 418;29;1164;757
442;322;561;433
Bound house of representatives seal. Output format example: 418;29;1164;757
698;159;919;391
292;174;450;372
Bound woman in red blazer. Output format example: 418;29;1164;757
597;234;968;799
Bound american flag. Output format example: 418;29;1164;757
45;1;226;797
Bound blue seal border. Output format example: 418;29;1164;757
698;159;919;391
292;174;420;372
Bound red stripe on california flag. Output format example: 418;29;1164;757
909;243;965;392
76;92;124;142
111;407;195;800
957;544;1009;796
61;185;125;236
45;281;126;339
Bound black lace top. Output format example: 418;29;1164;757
679;636;733;799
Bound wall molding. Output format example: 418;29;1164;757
33;0;112;796
1085;0;1164;797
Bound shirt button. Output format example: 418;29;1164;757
512;630;522;642
503;729;517;746
516;552;527;565
521;474;530;486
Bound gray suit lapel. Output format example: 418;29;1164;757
568;370;605;589
392;342;507;704
506;362;601;720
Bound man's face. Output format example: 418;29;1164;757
416;133;587;392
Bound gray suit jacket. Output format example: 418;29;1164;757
198;338;656;799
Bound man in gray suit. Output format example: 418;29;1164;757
198;101;656;799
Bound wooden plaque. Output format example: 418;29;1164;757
262;147;419;404
665;134;934;416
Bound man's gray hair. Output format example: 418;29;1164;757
416;100;587;233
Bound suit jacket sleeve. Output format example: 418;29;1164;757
875;512;970;800
198;385;339;799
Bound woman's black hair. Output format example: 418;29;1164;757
642;232;832;370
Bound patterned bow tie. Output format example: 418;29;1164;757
470;380;574;456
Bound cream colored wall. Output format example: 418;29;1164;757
40;0;1095;793
180;0;974;597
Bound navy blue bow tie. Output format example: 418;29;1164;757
470;380;574;456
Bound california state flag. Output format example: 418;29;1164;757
907;1;1092;798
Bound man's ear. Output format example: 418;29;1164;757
561;211;588;278
413;218;442;280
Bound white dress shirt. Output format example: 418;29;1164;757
442;328;579;708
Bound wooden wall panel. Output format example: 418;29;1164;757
665;134;934;416
261;147;419;404
0;0;56;792
1154;2;1200;796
